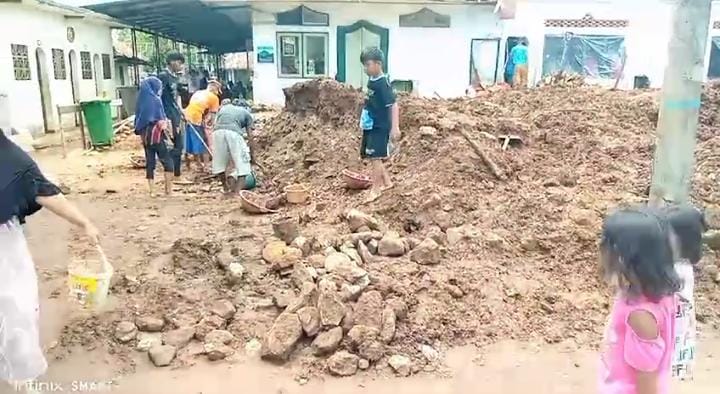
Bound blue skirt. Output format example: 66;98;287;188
185;123;207;155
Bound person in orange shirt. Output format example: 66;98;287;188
184;80;221;171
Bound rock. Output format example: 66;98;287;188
447;285;464;298
327;351;359;376
427;226;447;245
205;342;234;361
404;237;421;252
245;338;262;358
195;315;227;340
136;332;162;352
261;313;303;361
291;236;311;256
262;241;303;271
210;299;237;320
324;252;351;271
385;298;409;320
340;246;362;265
367;239;379;254
297;307;321;337
357;241;373;265
291;262;316;289
148;345;177;367
520;237;541;252
340;275;370;301
419;126;438;138
226;262;245;284
446;227;464;246
317;290;346;326
420;345;440;363
216;250;235;270
325;253;368;283
378;234;406;257
308;254;326;268
205;329;235;345
354;291;383;329
285;281;318;313
703;263;719;279
346;209;379;232
341;305;355;334
485;232;507;250
162;328;195;348
569;208;597;226
273;289;297;309
704;230;720;250
311;327;344;355
388;354;412;377
356;225;371;233
705;206;720;229
380;307;397;344
114;321;138;343
347;325;380;347
136;316;165;332
409;238;441;265
358;358;370;370
177;341;206;359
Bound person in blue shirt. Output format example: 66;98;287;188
359;47;400;202
510;38;529;88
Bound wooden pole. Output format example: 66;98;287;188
131;29;139;86
649;0;712;204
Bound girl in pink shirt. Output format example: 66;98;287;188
599;208;681;394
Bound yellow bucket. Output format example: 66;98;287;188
68;246;113;309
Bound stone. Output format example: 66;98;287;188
319;277;338;293
136;316;164;332
358;340;385;362
325;253;368;283
378;235;406;257
703;263;719;279
409;238;441;265
162;328;195;348
324;252;352;271
380;307;397;344
569;208;597;227
291;262;317;289
385;298;409;320
204;330;235;345
136;332;162;352
341;305;355;334
245;338;262;358
226;262;245;284
290;236;311;256
205;342;234;361
317;290;346;326
347;325;386;360
261;313;303;361
354;291;383;330
311;327;344;355
327;351;359;377
210;299;237;320
346;209;379;232
703;230;720;250
427;226;447;245
357;241;373;265
420;345;440;363
273;289;297;309
419;126;438;138
114;321;138;343
285;282;318;313
358;358;370;370
340;246;362;265
447;285;464;298
308;254;326;268
520;237;541;252
388;354;412;377
148;345;177;367
446;227;464;246
340;275;370;302
262;241;303;271
367;239;379;254
195;315;227;341
485;232;506;249
705;206;720;229
296;307;321;337
216;250;235;270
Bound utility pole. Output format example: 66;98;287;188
649;0;712;204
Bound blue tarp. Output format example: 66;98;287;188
542;33;625;79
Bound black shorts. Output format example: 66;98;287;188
360;128;390;159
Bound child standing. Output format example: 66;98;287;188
359;47;400;202
599;208;681;394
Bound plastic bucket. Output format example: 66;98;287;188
68;246;113;309
284;184;310;204
80;99;114;146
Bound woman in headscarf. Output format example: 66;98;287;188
0;128;99;389
135;76;174;196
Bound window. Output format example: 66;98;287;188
277;6;329;26
11;44;31;80
52;49;66;80
102;54;111;79
399;8;451;28
542;34;625;79
277;33;328;78
80;51;92;79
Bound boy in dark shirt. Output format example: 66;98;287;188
359;47;400;202
157;52;185;178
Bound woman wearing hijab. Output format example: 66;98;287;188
0;128;99;390
135;76;174;196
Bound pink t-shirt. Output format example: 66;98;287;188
599;295;677;394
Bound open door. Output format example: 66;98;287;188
337;20;389;89
470;39;500;86
35;48;53;132
93;54;103;96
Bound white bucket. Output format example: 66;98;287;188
67;246;113;309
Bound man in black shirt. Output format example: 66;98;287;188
157;52;185;177
359;47;400;202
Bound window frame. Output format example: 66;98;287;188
102;54;112;80
276;32;329;79
80;51;92;80
11;44;31;81
52;48;67;80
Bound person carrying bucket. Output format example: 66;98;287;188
0;128;99;390
212;99;256;193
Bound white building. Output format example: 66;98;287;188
0;0;121;135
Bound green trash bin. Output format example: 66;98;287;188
81;99;114;146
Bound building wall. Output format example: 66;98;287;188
0;3;116;134
251;2;501;104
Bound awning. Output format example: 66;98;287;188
85;0;252;53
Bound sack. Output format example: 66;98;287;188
360;108;374;131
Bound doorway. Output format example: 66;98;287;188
35;48;53;132
504;36;524;83
93;54;102;96
470;38;501;86
337;20;389;89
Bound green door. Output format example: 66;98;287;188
337;20;389;89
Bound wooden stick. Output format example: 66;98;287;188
57;106;67;158
459;129;504;180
